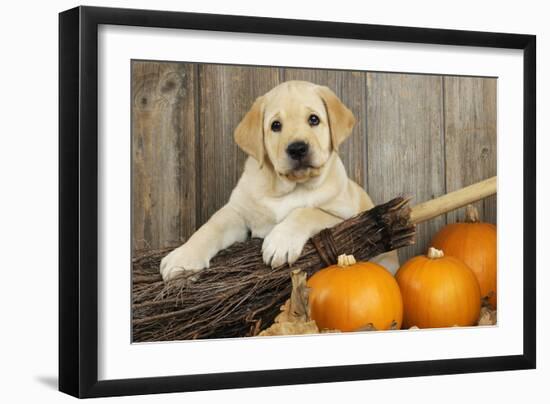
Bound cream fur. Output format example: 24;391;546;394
160;81;399;281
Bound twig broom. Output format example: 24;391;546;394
132;177;496;342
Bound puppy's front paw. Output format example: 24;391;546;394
262;223;309;268
160;245;210;282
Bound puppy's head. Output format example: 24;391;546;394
234;81;355;183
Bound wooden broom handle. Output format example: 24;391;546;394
410;176;497;224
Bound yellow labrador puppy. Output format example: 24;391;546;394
160;80;399;281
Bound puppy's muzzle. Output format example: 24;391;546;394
286;141;309;161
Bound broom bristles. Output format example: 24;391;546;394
132;196;415;342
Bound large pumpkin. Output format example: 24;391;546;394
307;254;403;331
396;247;481;329
431;205;497;308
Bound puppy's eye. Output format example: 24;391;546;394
271;120;282;132
308;114;320;126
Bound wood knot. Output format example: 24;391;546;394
158;71;186;104
160;80;176;93
133;72;159;111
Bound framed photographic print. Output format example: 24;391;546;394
59;6;536;398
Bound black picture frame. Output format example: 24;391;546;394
59;5;536;398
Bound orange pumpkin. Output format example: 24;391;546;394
307;254;403;331
396;247;481;329
431;205;497;308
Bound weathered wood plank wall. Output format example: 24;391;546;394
444;77;497;225
132;62;197;250
132;61;497;263
366;73;447;261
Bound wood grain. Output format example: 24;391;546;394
131;61;197;251
366;73;446;262
282;69;368;187
444;77;497;225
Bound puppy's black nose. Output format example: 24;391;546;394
286;141;309;160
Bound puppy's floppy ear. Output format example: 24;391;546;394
234;95;265;167
316;85;356;151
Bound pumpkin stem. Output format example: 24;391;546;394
337;254;357;267
464;204;480;223
427;247;444;259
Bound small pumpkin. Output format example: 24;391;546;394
307;254;403;331
431;205;497;308
396;247;481;329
